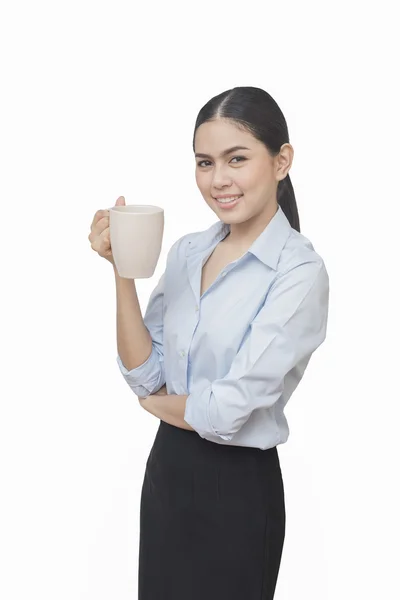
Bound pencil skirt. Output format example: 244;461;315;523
138;421;286;600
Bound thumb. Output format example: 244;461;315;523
115;195;126;206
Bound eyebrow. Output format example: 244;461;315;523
194;145;251;159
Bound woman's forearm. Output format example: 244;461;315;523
139;393;195;431
114;265;153;370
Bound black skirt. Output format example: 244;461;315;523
139;421;286;600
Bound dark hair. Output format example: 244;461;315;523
192;86;300;232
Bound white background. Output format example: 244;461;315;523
1;1;399;598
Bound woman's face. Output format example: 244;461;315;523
194;118;292;225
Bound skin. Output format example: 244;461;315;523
139;389;195;431
139;117;294;430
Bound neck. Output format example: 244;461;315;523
223;202;279;251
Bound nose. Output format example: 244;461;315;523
211;164;233;189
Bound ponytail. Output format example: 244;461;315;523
277;174;300;232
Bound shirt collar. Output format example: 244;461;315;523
185;204;293;271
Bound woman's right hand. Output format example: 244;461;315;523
88;195;126;265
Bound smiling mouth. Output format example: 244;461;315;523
213;194;243;207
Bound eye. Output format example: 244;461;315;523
196;156;247;168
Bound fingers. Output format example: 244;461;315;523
90;195;122;230
88;197;122;259
89;227;111;256
94;215;109;235
90;208;108;230
88;215;109;243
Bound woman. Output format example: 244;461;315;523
89;86;329;599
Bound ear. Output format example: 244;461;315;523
276;143;294;181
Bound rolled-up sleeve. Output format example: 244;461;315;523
184;260;329;441
116;270;166;398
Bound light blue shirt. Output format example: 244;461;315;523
117;205;329;450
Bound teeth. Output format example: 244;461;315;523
216;195;242;203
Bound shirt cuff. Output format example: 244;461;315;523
116;349;164;397
184;384;233;441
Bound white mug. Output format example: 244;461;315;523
109;205;164;279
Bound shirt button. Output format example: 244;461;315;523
195;305;199;312
221;271;226;277
179;350;186;358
